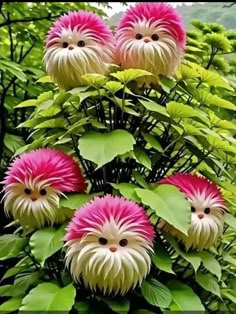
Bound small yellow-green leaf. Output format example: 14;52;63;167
34;118;65;129
134;147;152;170
60;194;95;210
36;75;53;83
167;101;198;119
143;134;163;152
105;81;124;94
111;68;153;84
111;183;140;202
82;73;108;87
15;99;37;108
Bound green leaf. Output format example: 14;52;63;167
199;251;221;280
53;92;71;107
34;118;65;129
196;273;221;298
74;301;89;312
193;89;236;110
37;106;61;117
0;60;26;82
60;194;95;210
4;133;25;153
13;272;42;297
136;185;191;235
20;283;76;311
139;99;169;117
0;285;14;297
111;68;153;84
165;235;201;272
134;147;152;170
167;280;205;311
99;297;130;314
225;213;236;229
143;134;163;152
176;63;200;80
0;297;23;312
132;171;149;189
29;224;66;266
222;254;236;266
221;290;236;304
152;243;174;274
82;73;108;87
141;278;172;308
167;101;198;119
3;266;27;281
159;76;176;93
184;123;204;136
105;81;124;94
36;75;53;83
111;183;140;202
18;117;42;128
79;130;135;169
0;234;27;261
15;99;37;108
64;117;90;135
199;68;233;90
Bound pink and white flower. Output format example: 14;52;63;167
64;194;155;295
44;11;114;90
158;173;227;250
115;2;186;85
2;148;87;229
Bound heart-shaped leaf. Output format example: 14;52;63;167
79;130;135;169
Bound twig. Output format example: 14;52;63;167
0;14;60;28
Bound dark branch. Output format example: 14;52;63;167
0;14;60;28
223;2;236;8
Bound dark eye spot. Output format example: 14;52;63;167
24;188;31;195
136;33;142;40
77;40;85;47
191;206;196;213
62;42;69;48
151;34;159;41
98;237;108;245
204;207;210;214
40;189;47;196
119;239;128;247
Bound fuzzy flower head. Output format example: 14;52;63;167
44;11;115;90
115;2;186;85
158;173;227;250
2;148;87;229
64;195;155;295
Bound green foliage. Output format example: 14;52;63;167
0;2;236;313
141;278;172;309
167;280;205;311
136;186;191;235
29;225;66;266
20;283;76;311
78;129;136;169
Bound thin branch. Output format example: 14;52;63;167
7;13;14;60
223;2;236;8
0;14;60;28
18;43;35;63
